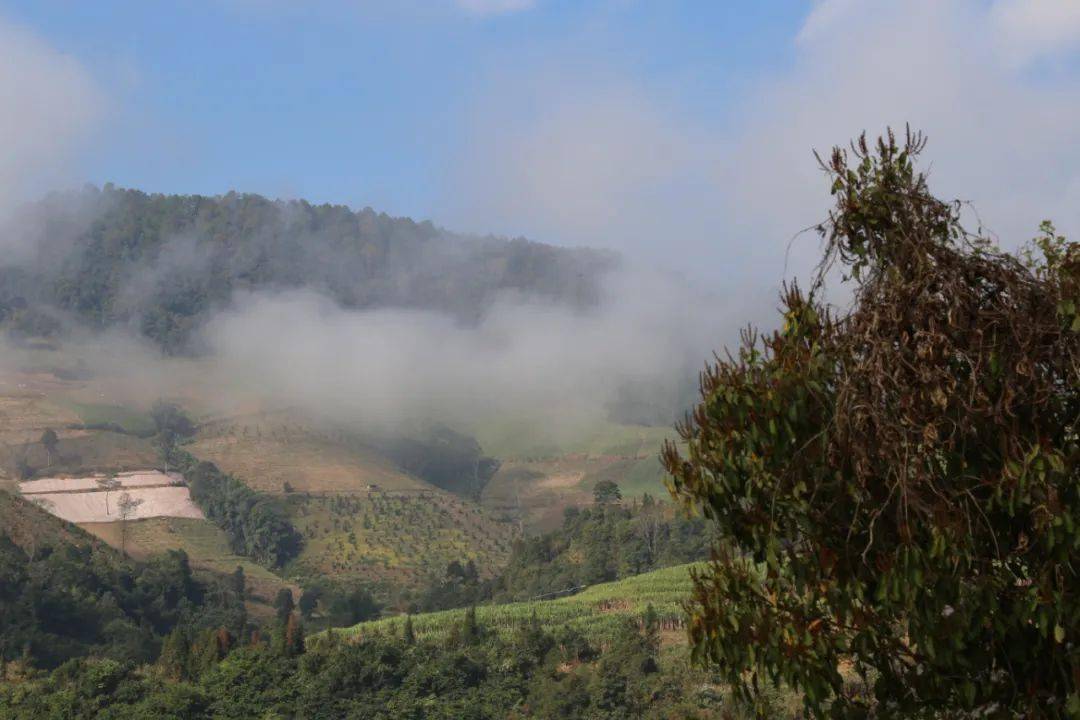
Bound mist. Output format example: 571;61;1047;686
195;265;722;435
0;16;103;216
4;0;1080;450
13;254;722;452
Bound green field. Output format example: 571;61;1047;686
287;492;513;586
61;401;156;435
582;455;670;498
334;562;700;644
474;419;676;461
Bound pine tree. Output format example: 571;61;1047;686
274;588;295;623
231;566;246;601
158;626;192;680
403;614;415;645
462;605;479;643
191;628;227;677
282;612;305;657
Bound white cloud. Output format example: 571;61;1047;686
723;0;1080;266
0;16;103;210
189;265;722;436
455;0;535;16
446;0;1080;332
990;0;1080;66
452;79;705;243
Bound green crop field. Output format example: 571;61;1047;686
332;562;701;645
473;419;676;461
81;516;298;618
287;491;514;585
581;455;670;498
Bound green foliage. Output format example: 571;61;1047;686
65;402;157;437
0;505;246;670
229;566;245;601
663;130;1080;717
343;563;699;646
275;613;305;658
298;587;319;619
288;490;510;589
151;401;196;446
327;586;381;626
273;589;295;624
294;578;383;627
496;501;708;605
591;480;621;504
410;501;707;614
168;447;302;568
39;429;58;453
4;185;613;353
1;609;724;719
375;424;500;499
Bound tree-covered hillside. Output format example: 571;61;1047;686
0;491;247;670
413;497;711;612
0;186;615;352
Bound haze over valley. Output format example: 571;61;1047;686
1;2;1078;718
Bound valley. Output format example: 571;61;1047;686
0;349;682;616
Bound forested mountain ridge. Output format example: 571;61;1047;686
0;185;616;352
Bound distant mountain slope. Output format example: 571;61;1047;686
0;186;616;352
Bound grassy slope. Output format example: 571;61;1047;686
477;420;677;532
0;390;82;490
12;432;161;479
474;419;675;461
481;450;674;533
187;432;423;496
287;491;513;586
0;488;103;553
337;563;700;644
81;518;296;618
60;401;156;435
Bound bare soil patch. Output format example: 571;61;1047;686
22;471;203;523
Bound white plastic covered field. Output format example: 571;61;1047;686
19;470;184;494
20;471;204;524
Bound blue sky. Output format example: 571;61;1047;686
0;1;802;218
2;0;1080;291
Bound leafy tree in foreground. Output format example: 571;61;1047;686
662;129;1080;718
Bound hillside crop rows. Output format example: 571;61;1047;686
336;562;700;645
288;491;514;584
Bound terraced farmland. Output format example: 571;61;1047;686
336;562;700;645
189;413;425;495
288;491;514;585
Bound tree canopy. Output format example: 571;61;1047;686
0;186;613;353
663;129;1080;718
